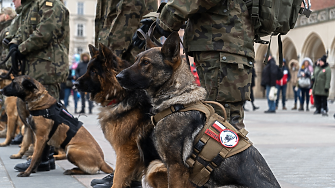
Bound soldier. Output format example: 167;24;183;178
0;7;17;69
0;7;17;138
135;0;255;130
95;0;157;63
4;0;69;173
91;1;157;188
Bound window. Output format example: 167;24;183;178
78;2;84;15
77;47;83;54
77;24;83;36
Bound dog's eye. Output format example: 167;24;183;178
142;60;150;65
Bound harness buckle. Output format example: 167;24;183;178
44;109;49;118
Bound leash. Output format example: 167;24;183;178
136;21;191;67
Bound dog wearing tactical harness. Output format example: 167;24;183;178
2;75;113;177
116;33;281;188
75;44;165;188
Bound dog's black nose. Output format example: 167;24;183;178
116;72;124;82
73;81;80;89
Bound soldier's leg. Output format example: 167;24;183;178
195;52;252;130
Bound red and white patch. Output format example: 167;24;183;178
212;121;226;132
219;129;239;148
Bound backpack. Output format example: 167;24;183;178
245;0;312;66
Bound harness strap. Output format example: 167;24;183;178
29;102;83;149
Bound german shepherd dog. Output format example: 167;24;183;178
116;33;281;188
0;70;25;148
2;75;113;177
75;44;164;188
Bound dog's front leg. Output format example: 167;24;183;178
10;125;33;159
17;135;47;177
166;163;195;188
112;146;141;188
0;114;18;146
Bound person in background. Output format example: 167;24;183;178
312;55;331;116
298;58;313;111
76;52;93;114
261;54;279;113
276;59;291;110
289;60;300;110
244;66;259;111
190;62;200;86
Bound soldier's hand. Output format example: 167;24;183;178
132;18;155;49
9;44;19;51
155;19;172;38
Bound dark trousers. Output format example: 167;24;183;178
314;95;328;112
300;88;310;106
276;84;287;107
250;87;255;102
80;92;93;112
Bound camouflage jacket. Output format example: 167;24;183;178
95;0;118;47
158;0;255;64
5;0;69;85
0;19;13;69
95;0;157;62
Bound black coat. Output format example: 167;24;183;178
261;58;278;87
76;61;89;78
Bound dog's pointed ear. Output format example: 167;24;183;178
161;32;181;68
161;32;180;59
22;79;37;91
98;43;111;59
88;44;98;58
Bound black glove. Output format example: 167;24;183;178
9;44;19;51
325;89;329;93
132;18;155;49
9;44;24;59
155;19;172;38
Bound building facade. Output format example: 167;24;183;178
64;0;96;63
254;0;335;100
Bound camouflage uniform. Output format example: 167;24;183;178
158;0;255;129
5;0;70;100
95;0;157;63
0;19;13;69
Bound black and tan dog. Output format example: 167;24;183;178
75;44;166;188
0;69;25;149
116;33;281;188
2;75;113;177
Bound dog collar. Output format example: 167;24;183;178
107;99;118;106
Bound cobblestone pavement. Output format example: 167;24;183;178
0;98;334;188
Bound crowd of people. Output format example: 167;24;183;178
60;53;93;114
259;53;332;117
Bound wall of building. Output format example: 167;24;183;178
64;0;96;64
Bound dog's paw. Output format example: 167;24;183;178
63;170;72;175
0;143;9;147
10;154;22;159
17;172;30;177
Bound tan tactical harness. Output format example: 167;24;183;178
152;101;252;186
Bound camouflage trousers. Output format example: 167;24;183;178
194;52;252;130
43;83;60;101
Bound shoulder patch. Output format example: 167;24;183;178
31;17;36;21
46;2;53;7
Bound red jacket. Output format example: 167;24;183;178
276;66;291;86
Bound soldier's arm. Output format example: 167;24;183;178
158;0;222;32
108;0;157;56
4;17;20;46
18;0;67;55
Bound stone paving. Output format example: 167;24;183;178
0;98;334;188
